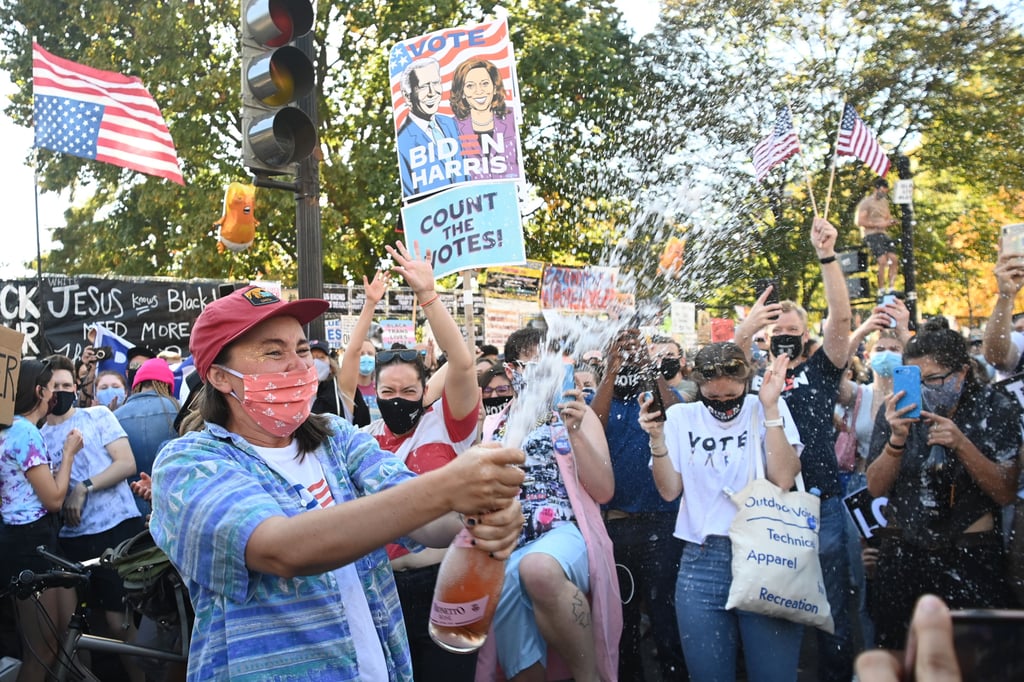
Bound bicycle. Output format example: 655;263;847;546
5;545;189;682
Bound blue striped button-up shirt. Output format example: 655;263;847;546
151;416;421;681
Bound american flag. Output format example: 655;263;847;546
837;104;890;177
752;106;801;182
32;43;184;185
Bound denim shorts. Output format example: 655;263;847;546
493;523;590;677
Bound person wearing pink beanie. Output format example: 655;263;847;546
116;358;180;515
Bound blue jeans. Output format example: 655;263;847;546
815;496;855;681
675;536;803;682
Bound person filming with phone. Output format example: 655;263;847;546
865;316;1021;650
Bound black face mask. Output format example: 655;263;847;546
770;334;803;359
483;395;513;416
660;357;682;380
613;365;644;400
49;390;76;417
378;396;424;435
698;391;745;422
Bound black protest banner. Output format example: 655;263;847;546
0;275;230;360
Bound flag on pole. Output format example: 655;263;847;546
752;106;801;182
32;42;185;185
836;104;890;177
92;323;135;380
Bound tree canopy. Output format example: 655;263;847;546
1;0;1022;325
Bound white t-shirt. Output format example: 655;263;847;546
252;442;388;681
996;330;1024;381
661;395;802;544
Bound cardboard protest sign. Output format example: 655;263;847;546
482;260;544;301
380;319;416;347
388;17;524;200
400;182;525;279
843;486;889;544
0;325;26;427
540;265;619;312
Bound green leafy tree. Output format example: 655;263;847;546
608;0;1024;319
0;0;642;285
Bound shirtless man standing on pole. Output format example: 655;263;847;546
857;178;899;295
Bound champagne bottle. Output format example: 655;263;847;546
428;527;507;653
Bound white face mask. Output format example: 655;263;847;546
313;358;331;382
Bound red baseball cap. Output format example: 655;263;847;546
189;286;328;380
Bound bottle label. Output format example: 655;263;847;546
453;528;474;549
430;595;490;627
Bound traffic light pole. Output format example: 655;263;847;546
293;32;324;341
896;154;917;331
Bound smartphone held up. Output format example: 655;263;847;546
1001;222;1024;258
754;278;780;320
892;365;922;419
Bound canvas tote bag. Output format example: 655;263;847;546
724;409;834;633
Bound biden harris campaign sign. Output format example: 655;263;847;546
388;18;525;200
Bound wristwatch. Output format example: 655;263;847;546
82;478;94;493
763;418;785;429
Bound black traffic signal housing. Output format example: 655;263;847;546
240;0;317;176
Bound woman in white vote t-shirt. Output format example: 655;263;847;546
639;341;803;682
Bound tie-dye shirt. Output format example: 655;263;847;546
0;416;52;525
150;415;421;682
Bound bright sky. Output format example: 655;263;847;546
0;2;674;278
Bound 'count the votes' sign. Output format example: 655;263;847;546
400;182;524;279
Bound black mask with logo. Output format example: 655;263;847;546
770;334;803;360
483;395;513;416
698;391;745;422
48;391;76;417
378;397;424;436
613;365;645;400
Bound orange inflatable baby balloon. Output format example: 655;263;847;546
658;236;685;278
214;182;258;253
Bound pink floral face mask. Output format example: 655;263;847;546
216;364;318;437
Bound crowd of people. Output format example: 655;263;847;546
1;224;1022;681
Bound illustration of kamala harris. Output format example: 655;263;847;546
450;58;520;182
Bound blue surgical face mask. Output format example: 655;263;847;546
96;385;126;406
358;355;375;376
869;350;903;377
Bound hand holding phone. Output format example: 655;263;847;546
893;365;922;419
754;278;780;306
553;362;576;410
754;278;780;321
879;293;897;328
642;379;667;422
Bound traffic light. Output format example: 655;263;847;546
240;0;316;175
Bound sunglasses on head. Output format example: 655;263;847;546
696;359;748;380
376;349;420;365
